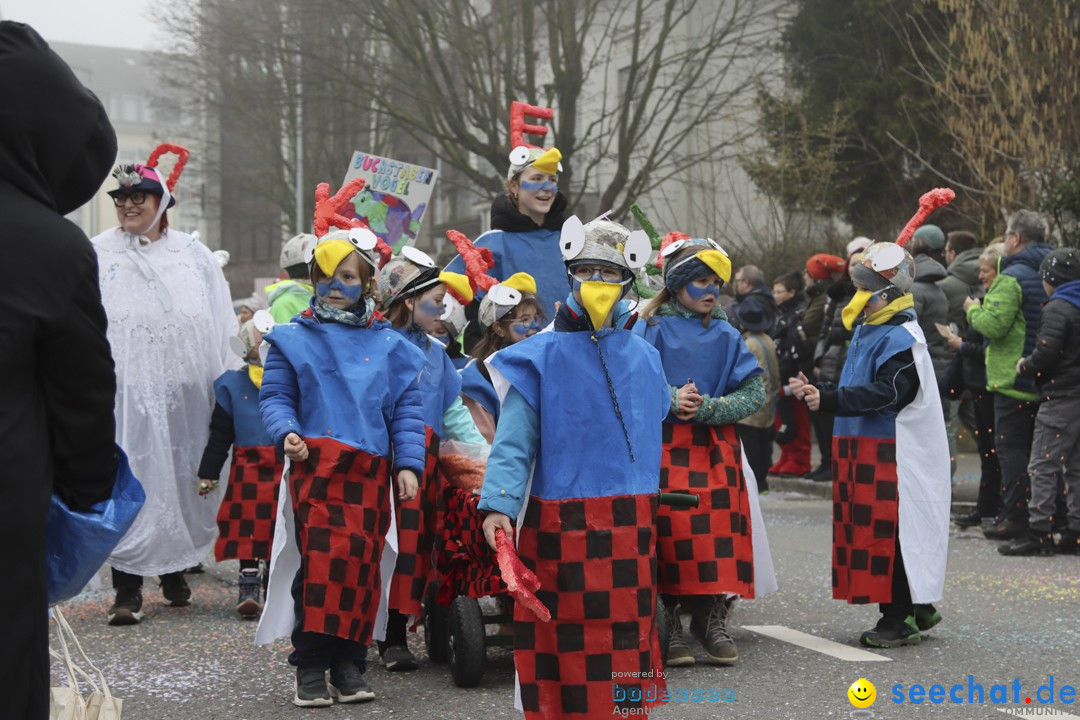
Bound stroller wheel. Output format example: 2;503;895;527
448;596;486;687
423;583;449;664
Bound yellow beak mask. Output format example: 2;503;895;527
313;239;356;277
579;280;623;331
695;249;732;285
841;290;874;330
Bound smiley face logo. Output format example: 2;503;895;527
848;678;876;708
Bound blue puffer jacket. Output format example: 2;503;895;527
259;311;428;473
1000;242;1053;358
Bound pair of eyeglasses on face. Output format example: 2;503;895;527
571;264;625;283
112;191;149;207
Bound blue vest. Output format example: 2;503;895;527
460;360;500;425
490;330;669;501
633;313;762;423
1001;242;1052;359
444;227;567;321
262;319;426;458
213;369;272;447
833;321;916;440
396;326;462;436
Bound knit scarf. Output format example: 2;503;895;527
654;299;729;323
310;295;376;327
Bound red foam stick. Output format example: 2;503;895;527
312;178;393;266
145;143;191;192
895;187;956;247
495;528;550;622
655;231;691;268
446;229;498;292
510;101;554;150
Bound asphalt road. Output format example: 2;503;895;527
53;479;1078;720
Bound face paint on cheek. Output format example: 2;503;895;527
684;282;721;301
316;278;364;302
511;321;543;336
417;298;446;319
519;180;558;194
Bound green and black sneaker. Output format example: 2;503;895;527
859;615;921;648
914;604;941;633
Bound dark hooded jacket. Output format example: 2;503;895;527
938;247;982;330
910;253;952;380
0;22;118;719
814;276;855;384
1016;281;1080;401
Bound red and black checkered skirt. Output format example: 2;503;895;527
514;494;666;720
289;437;391;643
832;436;900;604
214;446;282;562
657;423;754;598
434;486;506;604
388;426;442;617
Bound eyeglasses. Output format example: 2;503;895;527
112;191;149;207
571;264;625;283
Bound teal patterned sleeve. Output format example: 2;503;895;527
693;375;766;426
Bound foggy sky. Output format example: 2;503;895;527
1;0;159;49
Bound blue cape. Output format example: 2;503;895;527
397;326;462;436
444;227;567;321
833;321;916;439
213;369;272;447
460;360;500;424
260;317;426;459
491;330;669;501
633;313;762;422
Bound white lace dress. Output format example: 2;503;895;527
92;228;240;576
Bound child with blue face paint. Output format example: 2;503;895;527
443;145;568;351
375;247;486;671
635;238;775;668
256;224;427;708
461;273;545;443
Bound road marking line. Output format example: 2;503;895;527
743;625;891;662
998;709;1080;719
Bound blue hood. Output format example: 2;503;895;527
1053;280;1080;311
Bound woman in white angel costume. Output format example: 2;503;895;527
91;144;240;625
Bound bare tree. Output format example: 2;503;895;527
895;0;1080;241
324;0;780;219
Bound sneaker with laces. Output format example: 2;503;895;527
293;666;332;708
329;662;375;703
236;569;262;619
664;604;695;668
107;588;144;626
914;604;941;632
860;615;921;648
689;595;738;664
160;572;191;607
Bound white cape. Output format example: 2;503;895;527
894;320;951;603
93;228;240;576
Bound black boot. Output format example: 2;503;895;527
998;529;1055;556
983;517;1027;541
1056;530;1080;555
